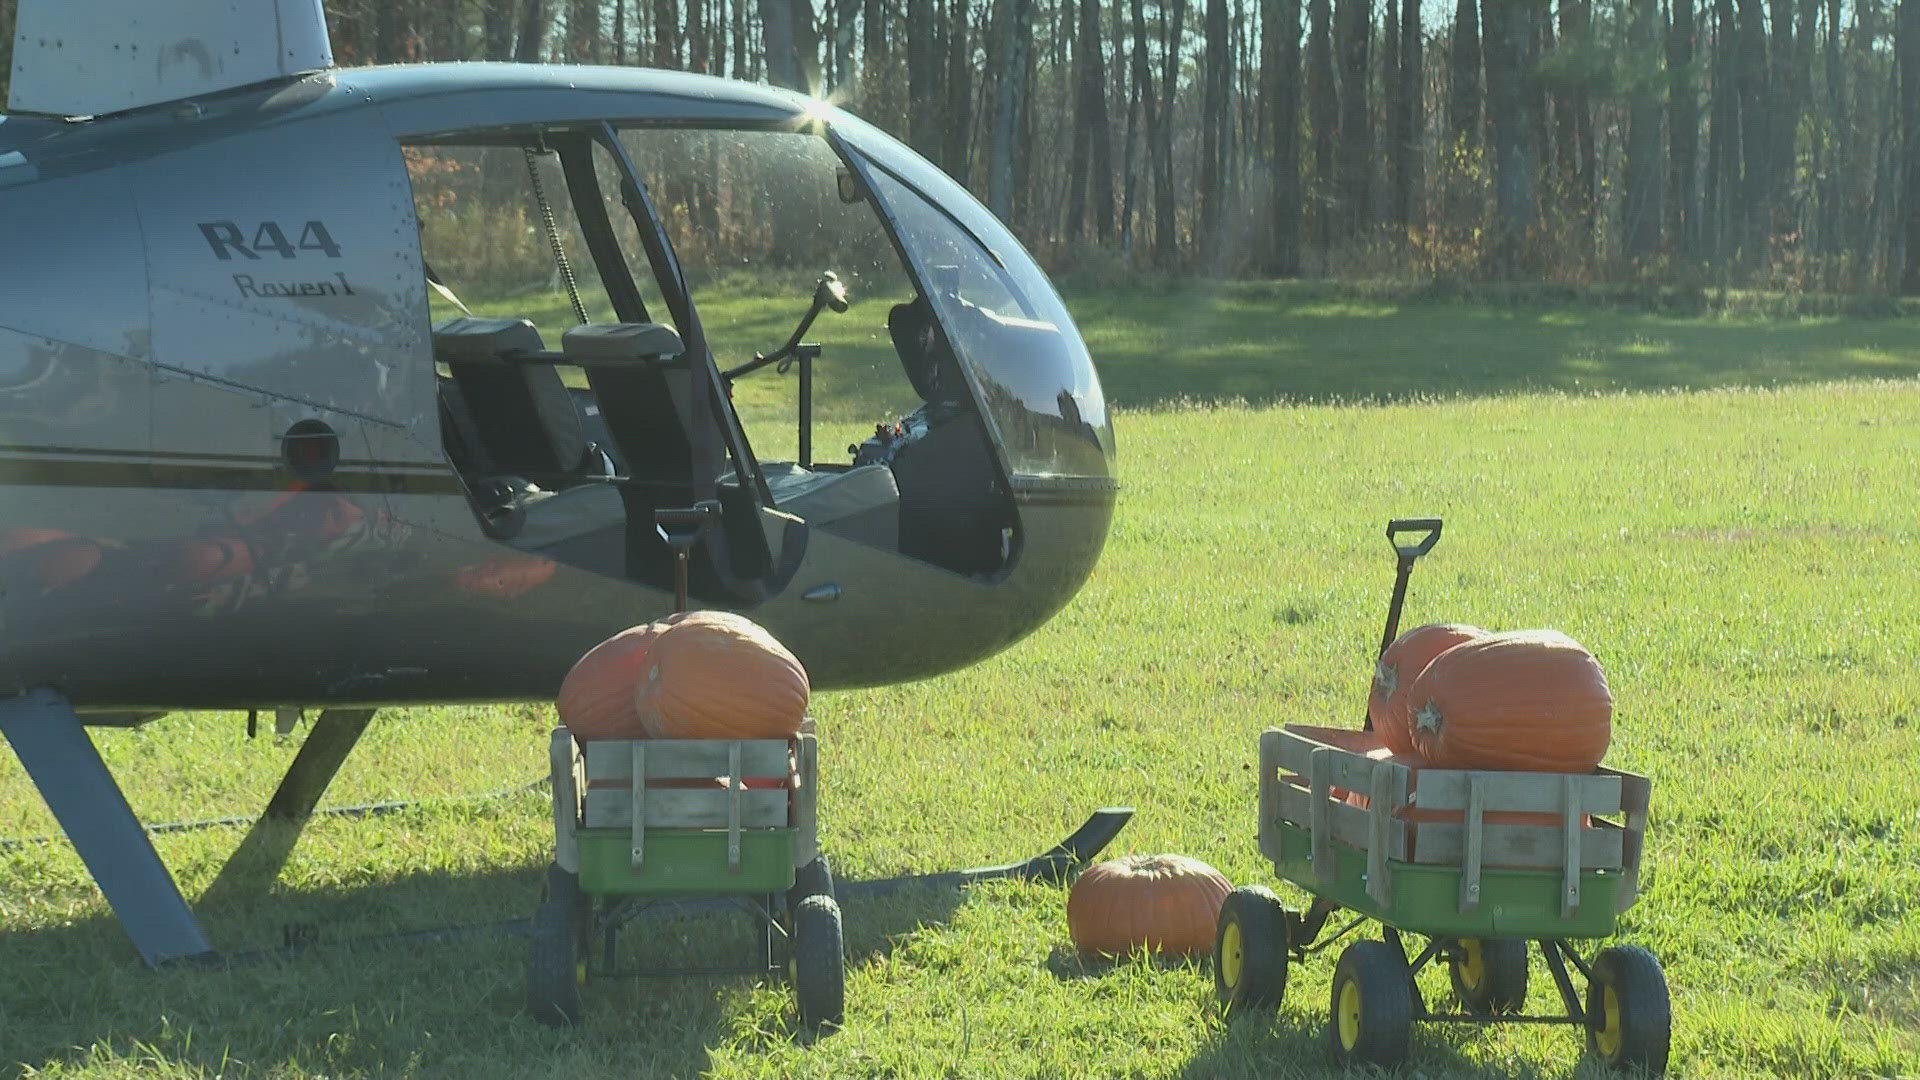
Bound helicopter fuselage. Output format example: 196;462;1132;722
0;65;1118;713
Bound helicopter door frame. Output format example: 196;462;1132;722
585;122;775;510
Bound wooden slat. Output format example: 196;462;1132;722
1277;730;1391;794
1616;770;1652;912
794;733;819;866
726;742;742;871
1257;730;1284;864
1459;774;1485;912
1408;820;1625;870
582;738;792;782
1309;749;1334;883
1561;774;1582;916
1276;784;1409;860
1406;768;1622;817
550;729;580;873
1365;759;1408;906
630;742;646;866
585;786;790;830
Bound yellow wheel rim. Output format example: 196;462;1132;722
1220;919;1245;992
1596;984;1623;1059
1337;977;1363;1051
1458;939;1485;991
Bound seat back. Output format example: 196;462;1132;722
432;317;592;482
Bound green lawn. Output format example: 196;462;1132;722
3;287;1919;1077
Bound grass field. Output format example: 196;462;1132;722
3;285;1919;1078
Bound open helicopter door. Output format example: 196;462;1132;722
405;126;791;605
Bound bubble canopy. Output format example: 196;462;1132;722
826;111;1116;482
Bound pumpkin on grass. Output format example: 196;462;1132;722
1369;623;1487;754
558;618;680;740
1067;854;1232;958
635;611;810;740
1407;629;1612;773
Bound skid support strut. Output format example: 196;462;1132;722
0;687;214;967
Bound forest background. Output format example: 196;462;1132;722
2;0;1918;296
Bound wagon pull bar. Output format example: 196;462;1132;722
1377;517;1444;657
1365;518;1445;732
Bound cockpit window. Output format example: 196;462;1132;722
858;163;1113;480
612;128;924;464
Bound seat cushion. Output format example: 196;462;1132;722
734;462;900;549
509;482;628;551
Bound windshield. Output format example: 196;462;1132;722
830;112;1114;481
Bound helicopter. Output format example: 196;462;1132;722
0;0;1117;966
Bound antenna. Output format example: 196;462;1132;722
8;0;333;118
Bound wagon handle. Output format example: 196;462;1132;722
655;501;720;613
1365;517;1444;731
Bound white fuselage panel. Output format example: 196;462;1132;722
8;0;332;117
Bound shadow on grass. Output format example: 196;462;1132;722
1176;1006;1560;1080
0;836;965;1078
1063;280;1920;410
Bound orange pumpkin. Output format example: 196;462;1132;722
1407;629;1612;772
1369;623;1487;754
558;619;679;740
1066;854;1232;958
634;611;810;740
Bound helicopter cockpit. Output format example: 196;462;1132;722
406;110;1112;604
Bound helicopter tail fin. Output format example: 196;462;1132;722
8;0;332;118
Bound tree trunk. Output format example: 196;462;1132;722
1667;0;1700;257
1124;0;1154;257
485;0;518;60
1737;0;1770;257
1154;0;1189;265
1450;0;1482;146
1396;0;1422;229
1902;0;1920;292
1706;0;1742;262
1265;0;1304;273
1554;0;1595;243
1482;0;1537;270
1384;0;1403;222
649;0;675;66
1768;0;1797;236
1333;0;1372;237
516;0;548;62
907;0;943;160
944;0;973;178
1202;0;1231;251
1307;0;1337;257
990;0;1034;222
1088;0;1117;240
1624;0;1663;259
761;0;805;88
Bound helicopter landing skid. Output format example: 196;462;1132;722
0;687;215;966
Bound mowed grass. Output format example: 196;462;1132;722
3;288;1919;1077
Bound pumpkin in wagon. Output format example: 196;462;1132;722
558;618;679;740
1407;629;1613;773
1067;854;1232;958
1369;623;1487;754
635;610;810;740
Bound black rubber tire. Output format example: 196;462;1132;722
1449;937;1531;1014
1327;940;1413;1070
790;894;846;1029
789;853;836;910
1585;944;1671;1075
1214;886;1291;1013
526;867;585;1027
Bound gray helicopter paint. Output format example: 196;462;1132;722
0;62;1115;710
135;112;424;424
